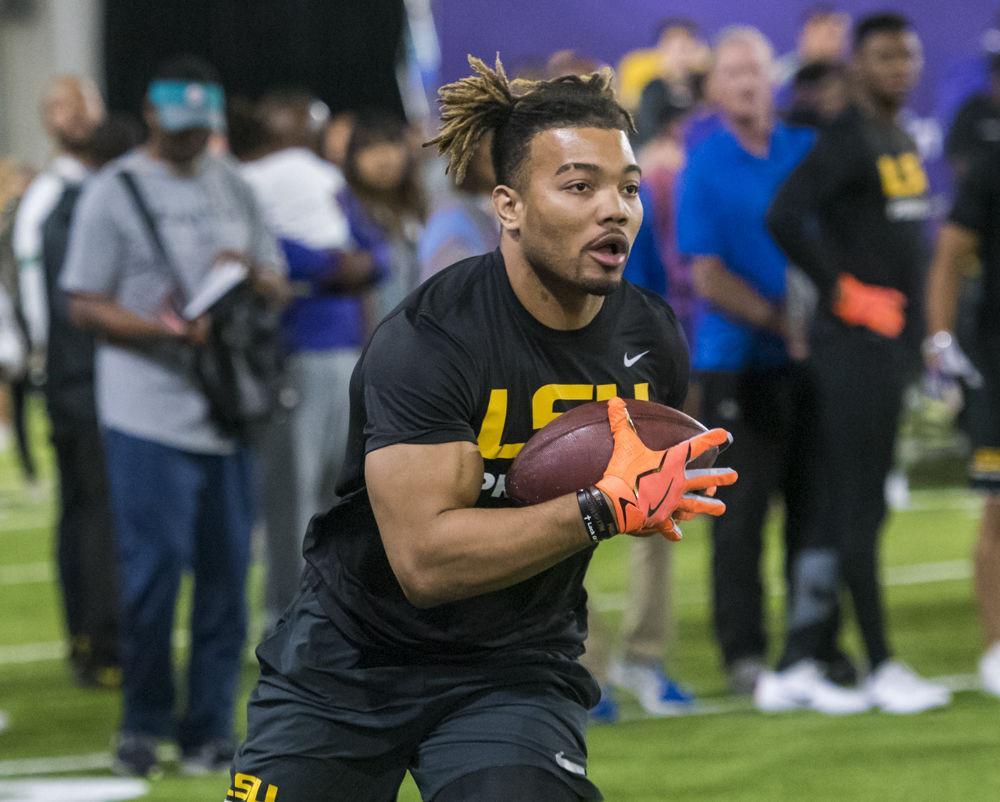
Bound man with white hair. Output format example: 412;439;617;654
677;27;856;700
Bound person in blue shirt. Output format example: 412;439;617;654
677;26;855;701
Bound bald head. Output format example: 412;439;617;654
42;76;105;155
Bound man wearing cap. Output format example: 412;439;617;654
61;55;285;777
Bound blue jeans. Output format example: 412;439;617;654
103;428;254;748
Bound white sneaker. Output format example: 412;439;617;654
979;642;1000;698
753;661;871;715
607;659;695;716
866;660;951;714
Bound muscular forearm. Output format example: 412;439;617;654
691;257;782;332
368;442;594;608
384;494;592;608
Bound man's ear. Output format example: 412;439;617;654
492;184;522;234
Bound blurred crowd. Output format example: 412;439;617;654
0;1;998;776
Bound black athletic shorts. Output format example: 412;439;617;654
967;343;1000;492
228;584;602;802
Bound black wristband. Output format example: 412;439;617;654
586;486;619;536
577;487;618;543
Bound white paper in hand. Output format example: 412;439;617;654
182;260;248;320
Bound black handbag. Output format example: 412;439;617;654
118;170;284;441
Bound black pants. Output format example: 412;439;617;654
233;583;601;801
700;365;825;667
779;324;912;670
51;417;120;669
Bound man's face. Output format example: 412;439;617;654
799;13;850;62
157;123;212;165
658;28;704;78
711;40;773;125
506;126;642;297
855;30;923;108
44;78;104;151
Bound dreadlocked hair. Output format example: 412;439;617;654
425;54;635;186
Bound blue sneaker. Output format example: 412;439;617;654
609;659;695;716
589;685;620;725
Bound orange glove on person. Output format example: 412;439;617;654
592;398;737;540
832;274;907;338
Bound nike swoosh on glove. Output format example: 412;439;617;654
594;398;738;539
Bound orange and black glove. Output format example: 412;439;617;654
832;274;907;338
580;398;737;543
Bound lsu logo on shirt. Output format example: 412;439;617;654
227;773;278;802
876;152;931;222
477;382;650;500
477;381;650;459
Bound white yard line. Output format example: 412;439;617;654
0;523;49;536
0;632;190;667
0;562;52;585
0;642;64;665
0;754;114;778
0;560;974;665
0;674;986;779
592;559;972;612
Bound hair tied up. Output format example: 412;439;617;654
424;54;523;184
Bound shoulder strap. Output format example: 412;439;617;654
117;170;187;295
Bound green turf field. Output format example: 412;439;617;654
1;404;998;801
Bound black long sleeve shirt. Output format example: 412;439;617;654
766;105;931;330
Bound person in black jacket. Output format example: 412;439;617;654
41;113;142;688
757;12;951;715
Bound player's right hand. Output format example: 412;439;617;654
593;398;737;537
832;274;907;338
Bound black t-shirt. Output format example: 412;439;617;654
302;249;688;671
948;148;1000;347
767;105;931;344
945;93;1000;169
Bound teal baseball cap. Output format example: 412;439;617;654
148;79;225;132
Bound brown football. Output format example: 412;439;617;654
506;399;719;506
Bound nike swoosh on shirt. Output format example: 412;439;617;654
554;751;587;776
623;350;649;367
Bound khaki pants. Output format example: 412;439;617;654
582;536;673;685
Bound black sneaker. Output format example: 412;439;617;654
820;650;860;687
180;738;235;776
112;732;160;778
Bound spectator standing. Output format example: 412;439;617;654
638;103;695;342
61;56;285;776
677;27;844;695
761;14;951;714
14;76;112;681
784;61;849;129
632;20;709;147
240;91;389;629
0;159;32;454
775;5;851;93
12;77;104;486
40;113;143;689
922;149;1000;697
945;52;1000;178
344;111;427;326
418;132;498;282
14;76;104;359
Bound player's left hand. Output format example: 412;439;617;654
594;397;737;537
922;330;983;398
